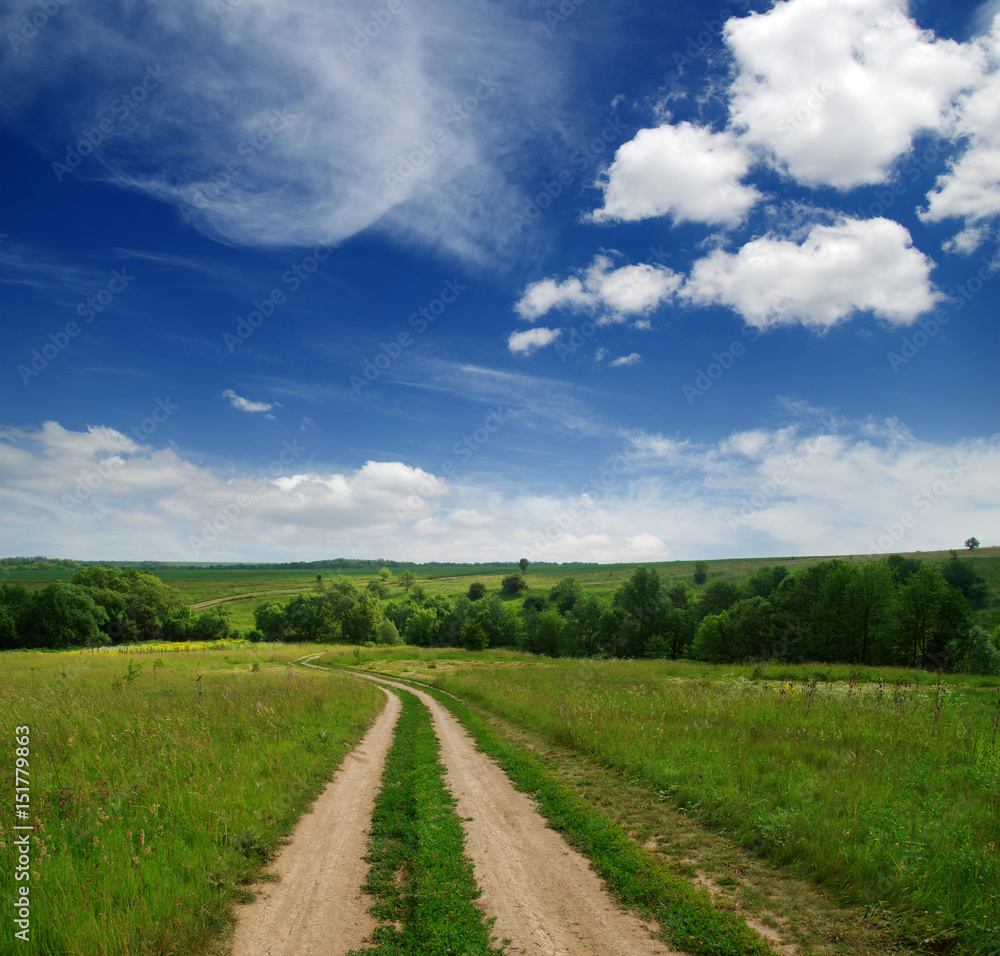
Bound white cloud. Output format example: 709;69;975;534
609;353;641;367
919;13;1000;250
507;327;561;356
725;0;981;189
515;254;682;322
222;389;273;414
590;122;761;226
681;218;939;329
0;420;996;562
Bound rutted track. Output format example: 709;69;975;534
228;679;401;956
335;666;677;956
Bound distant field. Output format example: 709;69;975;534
5;546;998;632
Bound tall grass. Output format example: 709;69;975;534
436;660;1000;955
0;645;383;955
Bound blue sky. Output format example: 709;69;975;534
1;0;998;563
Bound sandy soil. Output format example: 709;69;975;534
228;682;400;956
354;673;680;956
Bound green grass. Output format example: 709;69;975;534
430;659;1000;955
387;680;775;956
348;690;503;956
0;645;384;955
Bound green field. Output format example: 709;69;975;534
6;546;998;634
0;645;383;955
313;646;1000;955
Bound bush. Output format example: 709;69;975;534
501;574;527;597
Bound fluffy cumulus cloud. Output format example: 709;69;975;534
609;353;641;367
681;218;940;329
0;0;562;261
725;0;981;189
507;327;561;356
589;122;761;226
919;13;1000;251
515;254;682;322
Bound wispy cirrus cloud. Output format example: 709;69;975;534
1;0;568;263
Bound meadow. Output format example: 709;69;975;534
0;643;384;955
413;658;1000;956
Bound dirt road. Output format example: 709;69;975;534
351;672;678;956
229;662;679;955
229;683;401;956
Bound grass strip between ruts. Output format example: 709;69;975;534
348;688;504;956
409;680;776;956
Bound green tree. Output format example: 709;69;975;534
728;596;775;659
376;618;403;646
473;595;521;648
562;596;603;656
21;583;108;649
461;621;489;651
378;566;392;582
742;565;788;600
518;558;530;572
691;611;733;663
343;590;384;644
254;600;289;641
501;573;528;597
611;567;671;658
693;561;708;585
895;565;970;668
698;580;742;617
398;570;417;592
964;536;980;550
941;553;989;608
530;610;564;656
549;577;583;615
404;607;440;646
467;581;487;601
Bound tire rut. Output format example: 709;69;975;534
349;671;679;956
228;681;401;956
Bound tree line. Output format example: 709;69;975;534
1;556;995;674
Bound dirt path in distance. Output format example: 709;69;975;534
228;683;400;956
352;672;681;956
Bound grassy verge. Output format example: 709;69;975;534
0;646;384;955
372;680;776;956
349;690;502;956
432;661;1000;956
